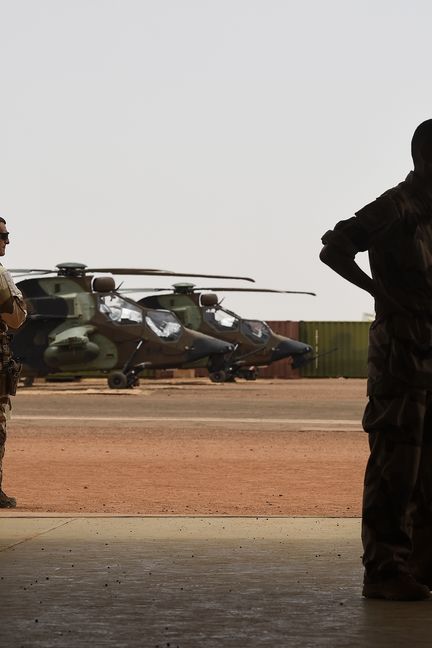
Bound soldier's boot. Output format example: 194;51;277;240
0;490;16;508
407;565;432;590
414;576;432;591
362;573;431;600
409;529;432;590
408;568;432;590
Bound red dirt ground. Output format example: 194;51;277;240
1;379;369;516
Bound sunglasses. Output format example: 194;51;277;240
0;233;9;241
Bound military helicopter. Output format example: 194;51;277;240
122;283;315;382
9;263;255;388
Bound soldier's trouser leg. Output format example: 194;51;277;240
362;389;427;580
0;396;8;491
408;395;432;580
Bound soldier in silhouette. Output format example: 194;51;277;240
0;219;27;508
320;120;432;600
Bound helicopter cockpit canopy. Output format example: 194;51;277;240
99;295;143;324
145;309;182;341
204;307;240;331
241;320;271;344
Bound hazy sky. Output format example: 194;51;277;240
1;0;431;321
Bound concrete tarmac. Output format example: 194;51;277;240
12;378;367;425
2;381;427;646
1;516;431;648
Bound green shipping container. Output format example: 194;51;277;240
299;321;370;378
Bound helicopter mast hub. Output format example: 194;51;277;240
56;263;88;277
172;283;196;294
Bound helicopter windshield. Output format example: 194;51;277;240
242;319;271;344
145;310;182;341
99;295;143;324
204;307;239;331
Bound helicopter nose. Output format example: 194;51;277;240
187;331;233;361
271;338;312;367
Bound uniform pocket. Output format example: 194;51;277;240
387;315;432;388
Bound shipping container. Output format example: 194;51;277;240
299;321;370;378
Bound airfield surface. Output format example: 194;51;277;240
2;378;369;516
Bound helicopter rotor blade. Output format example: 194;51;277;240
9;269;54;275
192;287;316;296
9;265;256;283
86;268;255;282
120;286;316;296
85;264;255;282
87;267;172;273
119;288;172;293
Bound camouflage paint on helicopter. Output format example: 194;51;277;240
135;283;314;382
10;264;248;388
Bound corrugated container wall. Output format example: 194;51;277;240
258;321;300;379
299;321;370;378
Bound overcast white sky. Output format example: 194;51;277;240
1;0;431;321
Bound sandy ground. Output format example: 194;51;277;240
1;378;369;516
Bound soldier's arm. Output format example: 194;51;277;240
320;198;410;315
0;271;27;329
319;244;376;296
319;242;407;315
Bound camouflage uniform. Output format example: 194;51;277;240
0;266;27;506
322;171;432;583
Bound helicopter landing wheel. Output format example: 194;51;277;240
108;371;128;389
209;370;226;383
209;370;233;383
